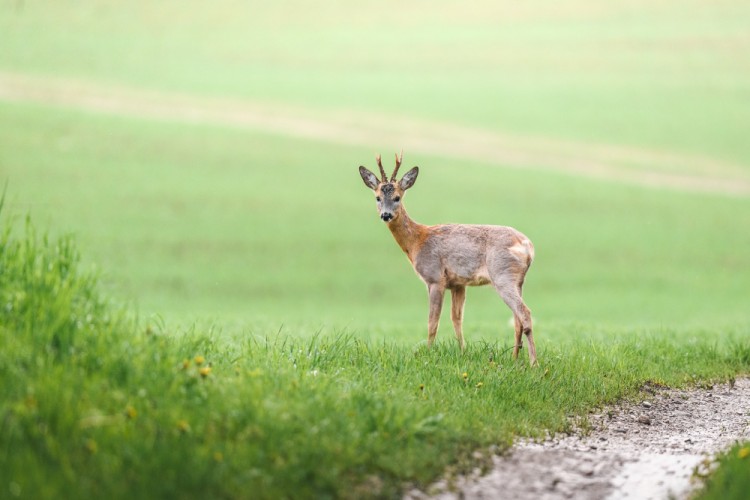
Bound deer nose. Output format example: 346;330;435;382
381;213;393;222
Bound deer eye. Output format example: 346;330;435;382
376;197;381;202
394;196;401;202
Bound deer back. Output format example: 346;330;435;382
412;224;533;288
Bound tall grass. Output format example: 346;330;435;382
1;207;749;498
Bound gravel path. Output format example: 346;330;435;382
406;378;750;500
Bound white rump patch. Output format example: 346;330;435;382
508;239;533;262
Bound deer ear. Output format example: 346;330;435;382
359;166;380;190
399;167;419;190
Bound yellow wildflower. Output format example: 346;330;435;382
194;355;205;365
739;447;750;459
199;366;212;378
125;405;137;419
475;382;484;389
177;419;190;433
85;439;98;454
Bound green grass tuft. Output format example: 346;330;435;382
694;443;750;500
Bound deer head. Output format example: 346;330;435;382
359;151;419;222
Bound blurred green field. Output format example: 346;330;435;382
2;1;750;334
0;100;748;334
3;1;750;162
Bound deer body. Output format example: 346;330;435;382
359;153;537;365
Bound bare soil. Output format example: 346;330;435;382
406;378;750;500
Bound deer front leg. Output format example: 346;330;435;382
450;286;466;350
427;283;445;347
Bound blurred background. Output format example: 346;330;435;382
1;1;749;337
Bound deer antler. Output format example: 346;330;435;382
375;154;388;182
390;150;403;182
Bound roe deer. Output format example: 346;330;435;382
358;152;537;365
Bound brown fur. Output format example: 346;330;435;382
383;208;430;263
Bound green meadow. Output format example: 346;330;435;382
1;1;750;498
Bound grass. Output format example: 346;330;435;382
694;443;750;500
1;211;749;499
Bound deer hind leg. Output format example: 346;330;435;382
494;281;537;366
427;283;445;347
513;315;523;360
450;286;466;350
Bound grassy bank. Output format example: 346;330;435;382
2;214;749;499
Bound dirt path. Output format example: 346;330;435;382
1;71;749;196
406;378;750;500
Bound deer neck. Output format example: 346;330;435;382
386;206;428;262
